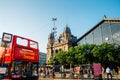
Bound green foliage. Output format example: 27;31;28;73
47;57;54;65
66;47;76;64
92;43;120;66
48;43;120;67
55;50;67;64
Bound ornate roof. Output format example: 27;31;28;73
64;25;71;34
48;32;54;39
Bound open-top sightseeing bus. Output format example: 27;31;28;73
0;33;39;80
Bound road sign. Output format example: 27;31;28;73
2;32;13;43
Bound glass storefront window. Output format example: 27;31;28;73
77;38;84;45
111;23;120;44
93;26;102;45
81;38;86;45
101;22;113;43
86;32;94;44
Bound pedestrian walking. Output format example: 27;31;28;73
106;66;112;80
80;66;83;79
45;67;49;78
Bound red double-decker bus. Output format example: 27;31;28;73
0;34;39;80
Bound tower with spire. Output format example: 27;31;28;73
46;25;77;64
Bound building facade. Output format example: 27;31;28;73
77;18;120;45
39;52;46;66
46;25;77;63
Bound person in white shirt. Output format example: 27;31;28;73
106;66;112;80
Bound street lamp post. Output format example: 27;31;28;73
49;32;55;78
51;18;57;58
50;34;54;59
50;18;57;78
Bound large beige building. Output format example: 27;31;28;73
46;25;77;63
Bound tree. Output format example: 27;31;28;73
112;44;120;67
66;47;76;65
55;50;67;65
74;45;85;64
75;44;96;64
48;57;54;65
92;43;120;67
48;43;120;70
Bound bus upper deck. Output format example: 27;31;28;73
0;33;39;80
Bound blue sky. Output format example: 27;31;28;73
0;0;120;53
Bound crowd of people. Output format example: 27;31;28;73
39;66;55;78
39;65;94;79
39;65;118;80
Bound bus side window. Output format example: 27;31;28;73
16;37;28;46
30;41;37;49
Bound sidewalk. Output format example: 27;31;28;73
39;78;93;80
39;72;120;80
39;78;120;80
